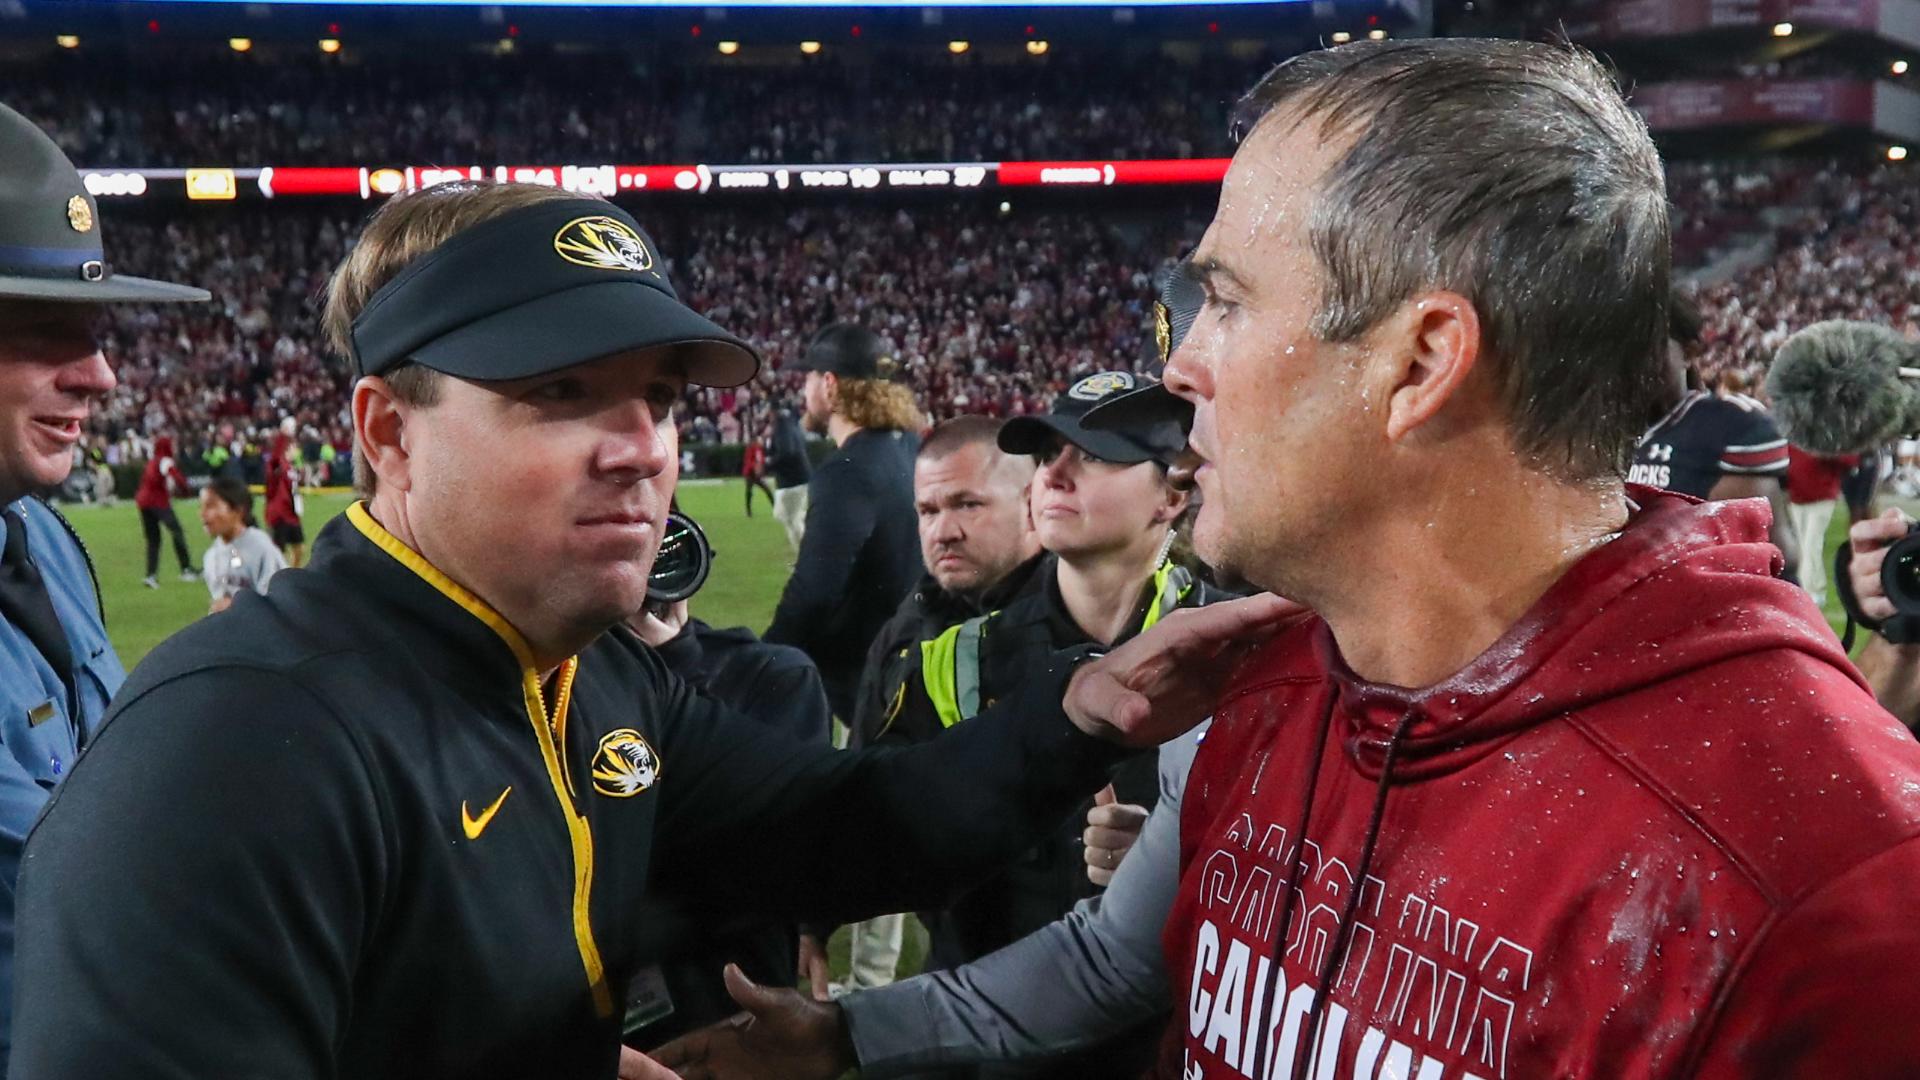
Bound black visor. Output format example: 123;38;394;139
350;199;759;388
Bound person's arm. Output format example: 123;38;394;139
650;644;1108;925
651;597;1293;926
652;726;1203;1078
9;669;384;1080
845;725;1198;1074
1688;838;1920;1079
764;461;868;650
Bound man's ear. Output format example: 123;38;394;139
1380;291;1484;444
1152;479;1189;526
353;376;415;494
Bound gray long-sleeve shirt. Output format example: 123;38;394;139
841;723;1204;1076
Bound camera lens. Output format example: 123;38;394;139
1880;529;1920;616
648;511;713;605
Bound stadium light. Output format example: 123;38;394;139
1330;31;1352;44
1368;28;1388;40
1026;40;1049;56
1891;146;1910;162
55;35;78;49
1895;60;1911;75
717;40;739;55
228;37;252;53
948;40;970;54
800;40;821;54
1772;22;1793;36
497;37;515;54
319;38;342;54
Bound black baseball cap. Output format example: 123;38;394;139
999;371;1187;466
1083;257;1205;440
349;198;759;388
789;322;902;381
0;102;208;304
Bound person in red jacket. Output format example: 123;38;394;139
1785;443;1859;610
264;419;305;568
1158;38;1920;1080
134;433;196;588
741;426;774;518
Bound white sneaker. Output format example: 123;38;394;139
141;576;158;589
179;569;200;582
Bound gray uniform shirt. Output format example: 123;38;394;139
202;527;286;601
841;723;1204;1076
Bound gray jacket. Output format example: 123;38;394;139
841;723;1203;1075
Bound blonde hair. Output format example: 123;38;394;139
834;376;924;433
326;181;586;496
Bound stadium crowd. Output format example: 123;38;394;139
82;199;1205;481
67;154;1912;488
4;48;1250;168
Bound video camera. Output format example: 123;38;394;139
645;510;713;619
1836;523;1920;645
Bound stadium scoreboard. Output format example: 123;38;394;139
82;158;1234;202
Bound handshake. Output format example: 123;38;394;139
619;787;1155;1080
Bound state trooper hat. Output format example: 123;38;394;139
0;102;208;303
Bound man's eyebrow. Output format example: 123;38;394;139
1188;255;1251;296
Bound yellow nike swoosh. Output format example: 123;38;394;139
461;786;513;840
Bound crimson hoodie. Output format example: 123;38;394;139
134;436;188;511
1162;487;1920;1080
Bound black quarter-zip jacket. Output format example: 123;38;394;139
10;504;1116;1080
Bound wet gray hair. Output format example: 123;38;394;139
1232;38;1671;481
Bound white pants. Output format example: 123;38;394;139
842;911;906;991
1791;499;1837;608
773;484;808;553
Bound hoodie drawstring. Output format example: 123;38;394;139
1250;690;1339;1080
1288;708;1417;1080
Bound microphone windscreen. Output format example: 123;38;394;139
1765;320;1917;454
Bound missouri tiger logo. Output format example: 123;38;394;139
553;216;654;273
591;728;661;797
1153;301;1171;364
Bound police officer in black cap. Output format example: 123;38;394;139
764;322;924;721
10;181;1293;1080
0;102;206;1071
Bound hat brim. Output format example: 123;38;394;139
411;279;761;388
1080;382;1195;439
998;414;1163;466
0;272;209;304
